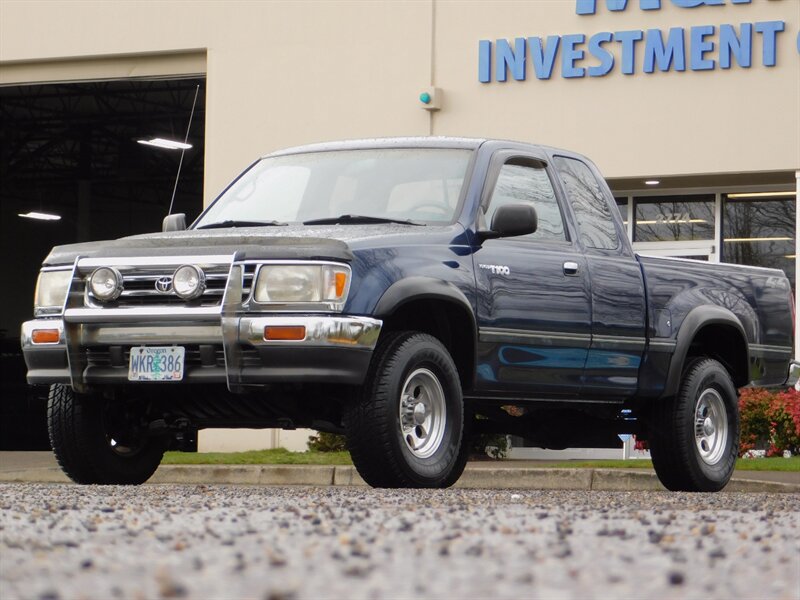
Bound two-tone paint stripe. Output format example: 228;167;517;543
479;328;792;357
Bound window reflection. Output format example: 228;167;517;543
554;156;618;250
634;195;714;242
723;194;796;288
195;148;472;226
485;161;565;241
614;197;629;227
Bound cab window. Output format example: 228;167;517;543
484;158;566;242
554;156;619;251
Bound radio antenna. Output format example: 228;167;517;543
167;84;200;216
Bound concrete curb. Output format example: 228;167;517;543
455;467;593;490
591;469;666;491
149;465;336;486
1;464;797;492
0;467;70;484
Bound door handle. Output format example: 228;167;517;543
563;261;579;276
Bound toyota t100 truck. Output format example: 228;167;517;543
21;138;797;491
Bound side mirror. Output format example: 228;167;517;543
478;204;537;241
162;213;187;232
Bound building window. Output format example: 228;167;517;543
633;195;715;242
723;193;796;288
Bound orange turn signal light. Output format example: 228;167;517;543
264;326;306;341
31;329;60;344
335;272;347;297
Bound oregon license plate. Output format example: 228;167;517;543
128;346;185;381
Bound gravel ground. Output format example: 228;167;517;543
1;484;798;600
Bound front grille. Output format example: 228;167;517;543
75;263;256;308
84;346;262;369
86;345;226;368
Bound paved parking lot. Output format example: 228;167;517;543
1;484;798;599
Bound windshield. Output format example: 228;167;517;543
194;148;472;227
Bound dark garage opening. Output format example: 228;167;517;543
0;76;206;449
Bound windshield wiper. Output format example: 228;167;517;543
302;214;424;226
195;219;288;229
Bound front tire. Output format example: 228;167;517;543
344;332;465;488
649;358;740;492
47;384;166;485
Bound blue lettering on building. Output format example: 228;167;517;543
478;0;793;82
588;32;615;76
643;28;686;72
562;34;587;78
755;20;785;67
496;38;526;81
576;0;750;16
690;25;716;70
529;36;561;79
614;30;643;74
719;23;752;69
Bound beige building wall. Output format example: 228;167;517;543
198;428;309;453
2;0;798;203
0;0;433;203
434;0;800;177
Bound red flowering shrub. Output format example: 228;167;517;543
738;388;800;457
768;389;800;456
738;388;774;455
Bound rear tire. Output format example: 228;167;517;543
649;358;739;492
47;384;166;485
344;332;465;488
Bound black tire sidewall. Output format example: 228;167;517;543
92;402;167;485
49;385;165;485
381;335;464;485
680;360;739;490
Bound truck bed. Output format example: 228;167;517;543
637;253;793;388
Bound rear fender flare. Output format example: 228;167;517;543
662;305;749;398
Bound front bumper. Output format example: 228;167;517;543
21;314;381;392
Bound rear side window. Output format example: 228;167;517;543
485;159;566;241
554;156;619;250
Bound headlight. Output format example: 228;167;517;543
34;270;73;314
173;265;206;300
89;267;123;301
254;264;350;307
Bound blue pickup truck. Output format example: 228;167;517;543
22;137;796;492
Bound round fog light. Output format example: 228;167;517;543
89;267;123;301
173;265;206;300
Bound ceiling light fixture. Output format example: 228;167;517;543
636;219;707;225
18;211;61;221
726;191;796;199
644;180;660;186
137;138;193;150
725;236;793;243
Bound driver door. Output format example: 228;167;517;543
473;151;591;397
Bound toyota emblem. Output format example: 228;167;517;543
155;276;173;293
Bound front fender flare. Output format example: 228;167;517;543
373;276;475;325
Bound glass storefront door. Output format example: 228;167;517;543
615;194;719;262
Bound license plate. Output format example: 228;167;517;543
128;346;185;381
